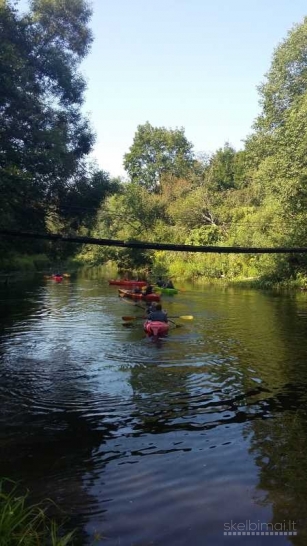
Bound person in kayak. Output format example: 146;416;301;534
146;301;158;314
156;276;164;287
143;284;153;295
164;279;174;289
148;303;168;322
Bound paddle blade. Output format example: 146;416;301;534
168;315;193;320
122;316;137;321
168;321;183;328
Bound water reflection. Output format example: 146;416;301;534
1;277;307;543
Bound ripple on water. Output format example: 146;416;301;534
1;280;307;544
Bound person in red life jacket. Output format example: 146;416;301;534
148;303;168;323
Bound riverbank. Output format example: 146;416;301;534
2;254;307;292
0;479;75;546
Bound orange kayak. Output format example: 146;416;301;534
118;289;160;302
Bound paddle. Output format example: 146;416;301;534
122;315;193;321
169;315;193;320
167;319;184;328
134;302;147;311
119;297;146;311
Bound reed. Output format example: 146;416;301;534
0;478;75;546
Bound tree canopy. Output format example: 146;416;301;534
123;122;195;191
82;15;307;283
0;0;104;239
3;6;307;284
256;17;307;131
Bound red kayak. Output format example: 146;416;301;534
109;280;147;287
144;320;169;337
52;275;63;282
118;289;160;302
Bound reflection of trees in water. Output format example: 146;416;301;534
128;359;276;437
128;290;307;546
0;358;119;545
0;281;116;544
244;386;307;545
204;288;307;534
129;363;190;433
221;293;307;544
0;281;42;336
3;278;307;543
248;293;307;543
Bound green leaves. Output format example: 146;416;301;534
0;0;98;244
256;17;307;131
123;122;195;191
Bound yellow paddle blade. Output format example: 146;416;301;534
122;316;142;321
169;315;193;320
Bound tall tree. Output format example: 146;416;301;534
123;122;195;191
207;143;237;191
0;0;95;234
256;17;307;131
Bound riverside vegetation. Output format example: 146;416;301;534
1;2;307;288
0;479;75;546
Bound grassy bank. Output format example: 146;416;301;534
0;253;81;279
0;253;52;273
0;479;75;546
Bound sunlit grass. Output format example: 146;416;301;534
0;479;75;546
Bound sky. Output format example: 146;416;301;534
19;0;307;177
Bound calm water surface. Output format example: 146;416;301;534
1;275;307;545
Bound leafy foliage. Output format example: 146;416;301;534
4;8;307;284
0;0;115;262
256;17;307;131
123;121;195;191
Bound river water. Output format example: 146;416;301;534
1;275;307;545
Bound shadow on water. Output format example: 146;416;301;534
1;276;307;543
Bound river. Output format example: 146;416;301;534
1;274;307;545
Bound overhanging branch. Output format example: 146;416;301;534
1;229;307;254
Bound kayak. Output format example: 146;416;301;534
118;289;160;302
144;320;169;337
109;280;147;287
52;275;63;282
155;287;178;295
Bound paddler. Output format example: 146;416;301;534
148;303;168;323
143;283;154;295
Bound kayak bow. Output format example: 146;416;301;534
155;287;178;295
118;289;160;302
144;320;169;337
